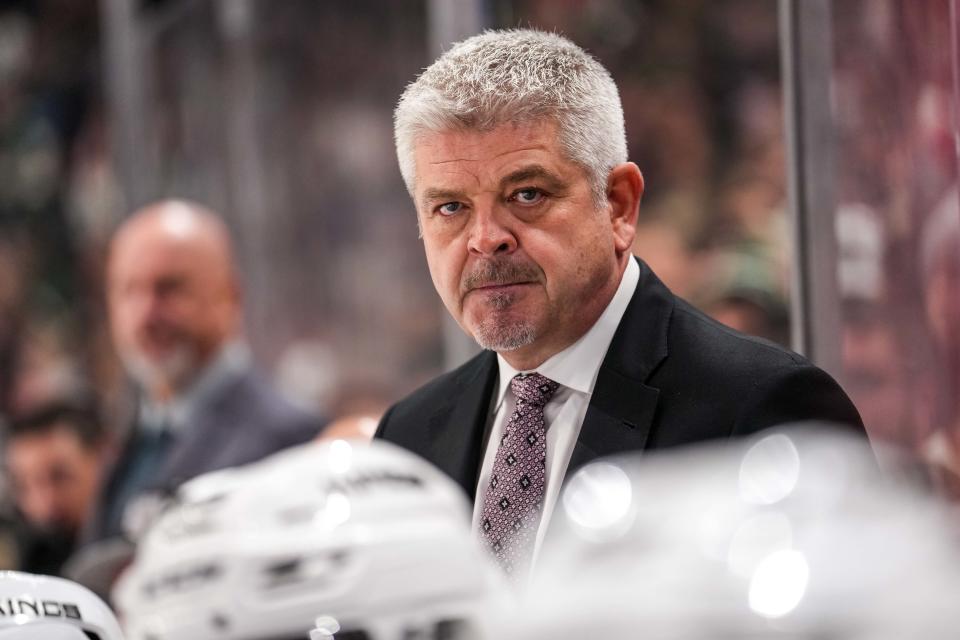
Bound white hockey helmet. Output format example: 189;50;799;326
492;425;960;640
0;570;124;640
114;439;500;640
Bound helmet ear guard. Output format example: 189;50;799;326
0;571;125;640
115;439;501;640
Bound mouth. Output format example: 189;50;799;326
467;281;536;294
459;257;543;304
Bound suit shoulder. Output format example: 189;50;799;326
658;298;864;435
376;350;494;438
668;297;806;371
213;371;323;442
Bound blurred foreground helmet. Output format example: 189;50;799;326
114;439;499;640
0;571;124;640
494;425;960;640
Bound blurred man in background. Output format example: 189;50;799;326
4;402;106;575
80;199;322;558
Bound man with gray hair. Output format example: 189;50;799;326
376;29;863;577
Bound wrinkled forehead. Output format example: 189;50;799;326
108;233;195;284
108;227;234;290
411;121;595;206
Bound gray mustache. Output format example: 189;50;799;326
462;259;540;293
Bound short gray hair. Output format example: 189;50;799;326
394;29;627;205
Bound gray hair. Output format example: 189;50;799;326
394;29;627;206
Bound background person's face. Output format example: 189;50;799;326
413;120;626;369
5;426;100;535
107;226;237;393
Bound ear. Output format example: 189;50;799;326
606;162;644;256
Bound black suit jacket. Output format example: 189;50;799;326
376;259;864;501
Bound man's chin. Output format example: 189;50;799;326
469;318;538;352
122;349;198;392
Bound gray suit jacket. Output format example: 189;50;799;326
88;368;322;542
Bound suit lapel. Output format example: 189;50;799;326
567;258;674;478
567;369;660;477
424;351;499;498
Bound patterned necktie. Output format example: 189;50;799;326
479;372;559;576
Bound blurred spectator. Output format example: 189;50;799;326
696;246;790;346
841;301;912;449
75;200;324;580
0;2;104;420
920;186;960;371
917;186;960;495
631;216;701;299
4;401;106;575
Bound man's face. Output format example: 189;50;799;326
413;120;634;368
5;426;101;535
107;225;237;393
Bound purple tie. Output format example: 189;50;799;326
479;372;559;576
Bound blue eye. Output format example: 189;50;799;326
437;202;463;216
512;188;544;204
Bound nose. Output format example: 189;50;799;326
466;204;517;257
116;286;157;325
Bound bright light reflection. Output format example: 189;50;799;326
158;201;200;238
748;549;809;618
562;462;633;535
311;616;342;640
697;504;743;561
727;512;793;578
316;492;351;529
328;439;354;474
739;434;800;505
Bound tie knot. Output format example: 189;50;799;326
510;373;559;407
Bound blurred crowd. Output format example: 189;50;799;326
0;0;956;594
829;1;960;493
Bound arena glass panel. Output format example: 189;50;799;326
806;0;960;494
136;1;440;415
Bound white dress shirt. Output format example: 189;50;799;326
472;258;640;565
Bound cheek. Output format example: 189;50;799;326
522;233;571;285
168;295;209;330
424;240;462;297
109;300;135;334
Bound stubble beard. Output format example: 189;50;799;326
460;257;543;352
121;343;198;396
468;289;538;352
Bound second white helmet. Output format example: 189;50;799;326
114;439;501;640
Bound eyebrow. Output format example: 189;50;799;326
499;165;567;192
418;164;568;210
420;188;466;211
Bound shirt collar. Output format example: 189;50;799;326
139;341;252;432
494;258;640;409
